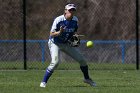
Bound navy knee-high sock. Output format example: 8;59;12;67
42;69;53;83
80;65;90;79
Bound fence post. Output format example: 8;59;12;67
136;0;139;70
40;41;45;64
23;0;27;70
121;41;125;64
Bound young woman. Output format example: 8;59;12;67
40;3;96;87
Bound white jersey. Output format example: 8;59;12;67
49;15;78;43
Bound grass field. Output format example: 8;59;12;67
0;70;140;93
0;61;137;70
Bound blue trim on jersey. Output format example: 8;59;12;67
50;15;78;44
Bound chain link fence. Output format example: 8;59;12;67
0;0;138;70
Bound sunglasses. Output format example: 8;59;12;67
68;8;76;12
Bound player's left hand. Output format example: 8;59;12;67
60;26;66;33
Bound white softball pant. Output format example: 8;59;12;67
47;40;87;71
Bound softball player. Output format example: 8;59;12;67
40;3;96;87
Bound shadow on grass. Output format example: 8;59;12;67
53;85;89;88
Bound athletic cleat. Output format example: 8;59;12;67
40;82;46;88
84;78;96;87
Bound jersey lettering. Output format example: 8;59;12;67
50;15;78;43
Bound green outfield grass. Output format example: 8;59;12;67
0;70;140;93
0;61;137;70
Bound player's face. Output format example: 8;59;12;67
65;8;76;20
